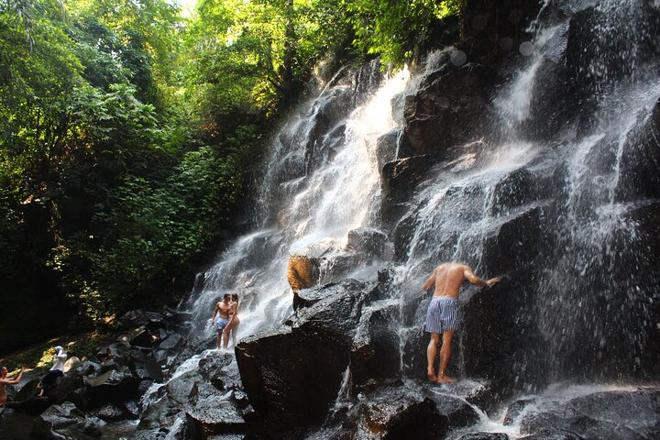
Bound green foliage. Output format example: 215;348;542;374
343;0;460;65
0;0;463;342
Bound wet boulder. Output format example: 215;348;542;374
235;280;380;434
356;387;448;440
461;273;546;400
350;301;401;391
198;351;242;391
84;366;139;408
423;389;481;429
0;408;34;440
520;388;660;440
32;402;105;439
375;129;402;171
615;98;660;202
480;203;549;276
381;155;434;225
159;333;183;351
403;63;496;157
346;227;388;259
185;397;246;437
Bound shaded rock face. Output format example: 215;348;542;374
136;351;250;439
402;64;497;158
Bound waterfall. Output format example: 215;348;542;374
187;63;410;343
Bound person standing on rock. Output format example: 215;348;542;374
222;293;241;349
422;262;501;384
212;294;232;349
38;345;67;397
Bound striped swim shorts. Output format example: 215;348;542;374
425;296;462;333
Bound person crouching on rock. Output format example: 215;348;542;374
212;294;232;350
0;366;25;407
38;345;67;398
422;262;501;384
287;255;320;312
222;293;241;349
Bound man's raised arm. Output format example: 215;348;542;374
464;266;501;288
421;269;436;293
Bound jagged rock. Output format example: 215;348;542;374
346;227;388;259
375;129;402;171
351;301;401;390
382;155;433;202
32;402;105;439
481;204;548;275
357;387;448;439
615;98;660;201
185;397;246;436
403;63;496;157
236;280;381;434
198;351;241;391
117;310;164;330
520;388;660;440
159;333;183;351
84;367;139;408
424;390;480;429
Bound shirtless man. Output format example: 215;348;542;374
422;262;501;384
211;294;232;349
0;366;25;406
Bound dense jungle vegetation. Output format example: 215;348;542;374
0;0;461;351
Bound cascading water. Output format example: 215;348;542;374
154;0;659;437
186;62;410;342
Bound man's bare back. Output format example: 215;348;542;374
422;262;500;298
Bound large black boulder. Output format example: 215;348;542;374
235;280;381;435
350;301;401;391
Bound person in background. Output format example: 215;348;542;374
223;293;241;348
212;294;232;349
0;366;25;406
422;262;501;384
287;255;320;311
38;346;67;397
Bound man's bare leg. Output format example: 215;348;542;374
437;330;455;384
216;332;222;350
426;333;441;382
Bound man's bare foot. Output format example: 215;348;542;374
436;374;455;384
427;371;437;382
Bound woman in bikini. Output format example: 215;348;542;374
222;294;240;348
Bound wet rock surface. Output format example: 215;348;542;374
519;388;660;440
